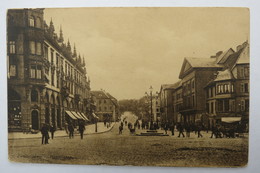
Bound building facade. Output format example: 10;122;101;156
7;9;91;132
205;43;249;129
91;90;119;122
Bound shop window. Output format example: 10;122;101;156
31;89;38;102
9;41;16;54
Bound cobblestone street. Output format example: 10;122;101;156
9;123;248;167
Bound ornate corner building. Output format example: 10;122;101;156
7;9;91;132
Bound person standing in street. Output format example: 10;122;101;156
185;123;191;138
68;123;74;139
170;122;175;136
178;123;185;137
40;123;49;144
119;124;123;134
197;124;203;138
79;122;85;139
50;124;56;139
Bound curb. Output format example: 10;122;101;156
8;123;116;140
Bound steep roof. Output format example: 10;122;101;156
236;43;249;64
186;57;222;68
91;90;110;99
214;69;234;82
217;48;235;64
161;80;182;90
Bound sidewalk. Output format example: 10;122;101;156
8;122;116;140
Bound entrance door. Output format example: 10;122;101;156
31;110;39;130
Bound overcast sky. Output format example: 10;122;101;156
44;8;249;100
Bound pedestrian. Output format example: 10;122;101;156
178;123;185;137
78;122;85;139
210;126;217;138
68;123;74;139
50;124;56;139
185;123;191;137
164;123;168;134
121;121;124;127
119;125;123;134
170;122;175;136
40;123;49;144
125;121;127;126
197;124;203;138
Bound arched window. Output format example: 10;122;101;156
31;89;38;102
29;16;35;27
35;17;41;28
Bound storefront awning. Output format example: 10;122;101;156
80;113;90;121
92;113;99;119
65;111;77;120
221;117;241;123
71;111;83;120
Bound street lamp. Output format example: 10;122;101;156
145;86;154;130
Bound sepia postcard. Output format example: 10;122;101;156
7;7;249;167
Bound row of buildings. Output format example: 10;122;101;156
157;41;249;129
7;9;118;132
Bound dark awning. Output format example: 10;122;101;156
65;111;77;120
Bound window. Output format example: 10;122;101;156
29;41;35;54
35;17;41;28
206;103;209;113
36;65;42;79
240;68;244;78
217;85;221;94
224;100;229;112
36;43;41;55
44;46;48;59
57;76;60;88
99;107;101;111
241;100;245;111
230;100;235;112
192;95;195;107
51;72;54;86
104;100;106;104
244;83;249;93
211;102;214;113
231;84;234;93
9;64;17;77
30;65;36;78
99;100;102;104
9;41;16;54
104;107;107;111
110;106;112;110
245;99;249;111
29;17;35;27
240;83;245;93
51;50;54;64
244;67;249;77
56;54;59;67
31;89;38;102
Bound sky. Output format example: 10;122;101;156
44;7;249;100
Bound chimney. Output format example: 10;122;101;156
236;45;242;52
216;51;223;56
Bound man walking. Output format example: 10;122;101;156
79;122;85;139
40;123;49;144
50;124;56;139
68;123;74;139
178;123;185;137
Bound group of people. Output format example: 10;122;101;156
40;121;86;144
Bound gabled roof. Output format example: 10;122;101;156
91;90;110;99
179;57;222;79
160;80;182;91
214;69;234;82
217;48;235;64
236;43;249;64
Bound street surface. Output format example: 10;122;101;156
9;122;248;167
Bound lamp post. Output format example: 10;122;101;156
145;86;154;130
